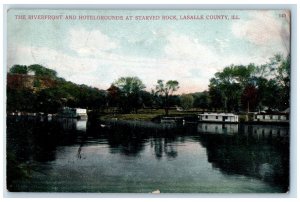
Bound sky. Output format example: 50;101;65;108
7;9;290;94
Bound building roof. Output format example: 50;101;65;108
199;113;237;116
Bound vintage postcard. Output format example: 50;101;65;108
6;9;291;193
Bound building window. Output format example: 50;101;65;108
205;115;208;119
216;116;218;119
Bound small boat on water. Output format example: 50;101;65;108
57;107;88;119
198;113;239;123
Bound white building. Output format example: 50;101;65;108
253;114;289;123
75;108;87;119
198;113;239;123
58;107;87;119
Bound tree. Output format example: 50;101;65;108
241;84;259;112
9;65;28;74
7;88;36;112
261;79;281;111
180;94;194;110
155;80;179;115
254;54;290;111
208;79;224;111
107;84;121;108
114;76;146;113
7;64;109;113
36;87;65;114
208;64;257;112
28;64;57;78
140;90;154;109
272;54;290;110
193;91;210;110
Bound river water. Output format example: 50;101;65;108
6;117;289;193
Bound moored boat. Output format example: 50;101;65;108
57;107;87;119
198;113;239;123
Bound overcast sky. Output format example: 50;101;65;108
7;9;290;93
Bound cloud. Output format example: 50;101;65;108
7;41;215;93
231;11;290;54
214;38;229;53
164;34;215;61
69;28;119;57
8;29;281;94
7;44;100;85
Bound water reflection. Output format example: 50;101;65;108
197;123;239;135
197;126;289;192
242;124;289;138
197;123;289;137
55;118;87;132
150;137;179;160
6;117;289;192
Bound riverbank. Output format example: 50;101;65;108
99;109;198;121
98;111;289;125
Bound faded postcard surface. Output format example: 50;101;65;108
6;9;290;193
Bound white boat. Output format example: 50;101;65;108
57;107;87;119
198;113;239;123
253;113;289;123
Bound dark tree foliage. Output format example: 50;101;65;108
7;88;36;112
7;64;107;113
28;64;57;78
207;54;290;112
9;65;28;74
7;53;290;115
155;80;179;115
241;85;259;112
107;84;121;107
192;91;210;110
113;77;146;113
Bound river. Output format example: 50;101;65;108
6;116;289;193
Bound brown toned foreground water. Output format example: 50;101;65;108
7;116;289;193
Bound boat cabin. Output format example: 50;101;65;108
58;107;87;119
253;113;289;123
198;113;239;123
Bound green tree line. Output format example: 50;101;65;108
7;54;290;115
208;54;290;112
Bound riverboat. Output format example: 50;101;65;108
198;113;239;123
57;107;87;119
253;113;289;123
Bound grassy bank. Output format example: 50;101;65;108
99;109;199;121
99;109;254;122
